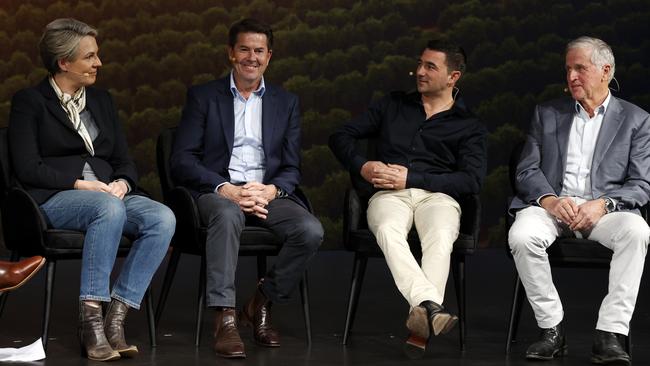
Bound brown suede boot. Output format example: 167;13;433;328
104;299;138;357
79;301;120;361
214;308;246;358
240;286;280;347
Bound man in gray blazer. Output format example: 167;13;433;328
509;36;650;365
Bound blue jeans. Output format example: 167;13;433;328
40;190;175;309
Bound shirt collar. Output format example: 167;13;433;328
406;90;473;119
575;90;611;117
229;71;266;99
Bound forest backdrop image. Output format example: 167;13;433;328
1;0;649;250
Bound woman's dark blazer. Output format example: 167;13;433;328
8;77;138;205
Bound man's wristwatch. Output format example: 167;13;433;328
275;187;287;199
603;197;616;214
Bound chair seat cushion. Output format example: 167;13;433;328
42;229;133;258
176;226;285;256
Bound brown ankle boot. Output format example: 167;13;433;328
104;299;138;357
240;286;280;347
214;308;245;358
79;301;120;361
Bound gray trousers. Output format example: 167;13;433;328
197;193;323;308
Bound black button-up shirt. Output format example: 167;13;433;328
329;91;487;199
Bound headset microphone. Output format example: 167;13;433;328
564;87;568;92
408;71;414;76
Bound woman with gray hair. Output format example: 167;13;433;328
8;18;175;361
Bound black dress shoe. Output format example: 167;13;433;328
525;321;567;360
591;330;630;365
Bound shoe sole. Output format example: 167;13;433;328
590;354;630;365
404;334;427;359
0;257;45;292
82;348;121;362
216;351;247;359
238;310;281;347
404;306;430;359
115;346;139;358
431;313;458;336
526;345;568;360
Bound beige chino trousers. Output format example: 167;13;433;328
367;188;461;307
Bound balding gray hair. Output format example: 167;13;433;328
566;36;615;82
39;18;98;74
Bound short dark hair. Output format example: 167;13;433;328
228;18;273;50
424;39;466;74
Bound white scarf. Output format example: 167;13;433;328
48;76;95;156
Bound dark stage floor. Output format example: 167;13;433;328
2;248;650;365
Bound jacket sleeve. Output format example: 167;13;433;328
8;89;79;189
515;105;557;204
602;113;650;210
267;94;301;195
170;87;228;193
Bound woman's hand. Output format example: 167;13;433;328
74;179;111;193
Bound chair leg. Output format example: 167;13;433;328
342;254;368;345
452;253;467;351
256;255;267;280
42;260;56;350
299;271;312;345
506;274;525;354
155;249;182;327
195;255;206;347
145;288;156;347
0;290;6;319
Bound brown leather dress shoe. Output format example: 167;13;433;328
0;256;45;292
240;287;280;347
214;308;245;358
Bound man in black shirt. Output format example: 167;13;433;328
329;40;487;358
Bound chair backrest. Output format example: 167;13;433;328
156;127;177;204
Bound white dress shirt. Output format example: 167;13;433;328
560;92;611;199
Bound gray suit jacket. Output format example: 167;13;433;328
509;96;650;216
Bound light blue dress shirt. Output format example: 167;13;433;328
226;71;267;185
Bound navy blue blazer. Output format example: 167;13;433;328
8;78;138;205
170;76;302;199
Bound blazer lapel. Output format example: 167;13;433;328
555;101;574;174
261;87;276;159
591;97;624;173
217;81;235;153
38;79;76;132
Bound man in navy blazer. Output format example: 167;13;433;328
170;18;323;359
508;37;650;365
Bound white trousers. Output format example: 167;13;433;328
367;189;461;307
508;200;650;335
